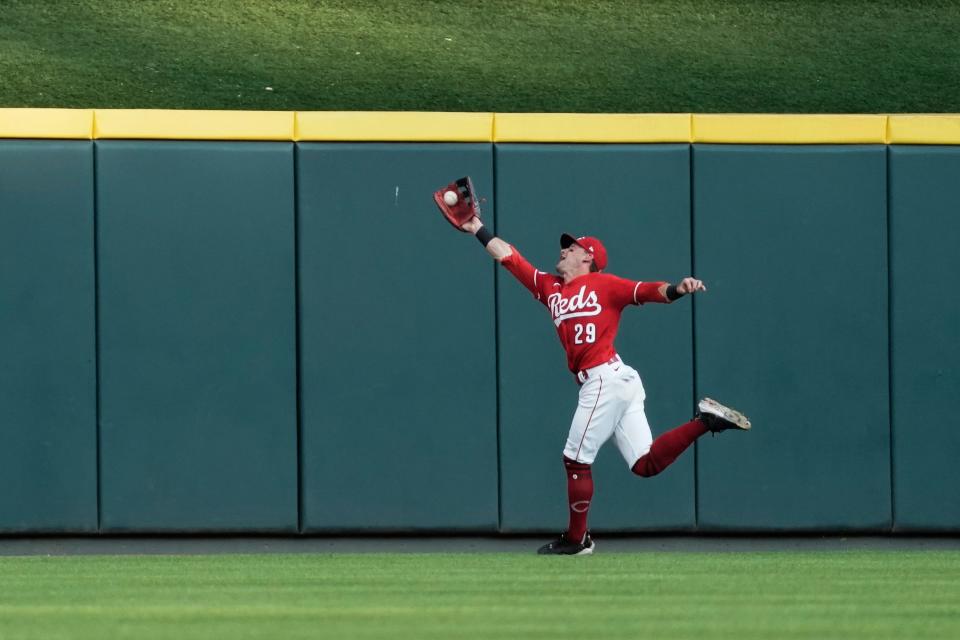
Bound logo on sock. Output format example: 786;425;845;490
570;500;591;513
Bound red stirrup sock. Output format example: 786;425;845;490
632;419;708;477
564;457;593;543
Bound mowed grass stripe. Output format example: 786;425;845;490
1;552;958;639
0;0;958;112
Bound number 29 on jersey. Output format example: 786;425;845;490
573;322;596;344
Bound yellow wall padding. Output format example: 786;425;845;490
887;115;960;144
295;111;493;141
494;113;691;142
93;110;295;140
693;114;888;144
0;109;94;139
3;110;960;144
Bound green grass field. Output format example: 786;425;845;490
1;0;959;112
2;551;959;639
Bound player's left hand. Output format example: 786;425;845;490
677;277;706;294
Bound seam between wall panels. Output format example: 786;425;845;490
294;143;304;534
93;141;102;532
493;143;503;532
886;146;895;532
689;143;698;532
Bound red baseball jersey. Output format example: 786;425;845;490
501;248;669;373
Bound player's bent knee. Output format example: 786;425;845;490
631;453;662;477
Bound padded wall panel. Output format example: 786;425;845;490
694;145;890;530
97;141;297;531
496;144;694;532
889;146;960;530
298;144;498;531
0;141;97;532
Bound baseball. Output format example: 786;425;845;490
443;190;458;206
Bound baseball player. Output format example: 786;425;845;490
460;215;752;555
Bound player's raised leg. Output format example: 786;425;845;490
616;396;750;478
613;391;701;477
630;417;707;477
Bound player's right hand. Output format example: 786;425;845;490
461;216;482;234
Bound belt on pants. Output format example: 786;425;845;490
576;355;621;385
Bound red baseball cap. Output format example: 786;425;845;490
561;233;608;270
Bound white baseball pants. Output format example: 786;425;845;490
563;357;653;466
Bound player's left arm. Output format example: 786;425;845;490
630;277;707;305
661;277;706;301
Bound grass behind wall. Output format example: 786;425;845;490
1;0;959;113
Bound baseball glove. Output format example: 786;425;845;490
433;176;482;232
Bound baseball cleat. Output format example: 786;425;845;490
537;531;595;556
697;397;751;433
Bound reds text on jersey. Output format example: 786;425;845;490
501;248;669;373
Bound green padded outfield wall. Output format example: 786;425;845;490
694;145;891;530
4;110;960;533
889;147;960;531
495;144;694;532
298;144;498;531
0;141;97;532
97;141;297;532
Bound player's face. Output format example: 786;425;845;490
556;244;591;273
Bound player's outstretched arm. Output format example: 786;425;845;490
657;277;707;302
462;216;512;261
